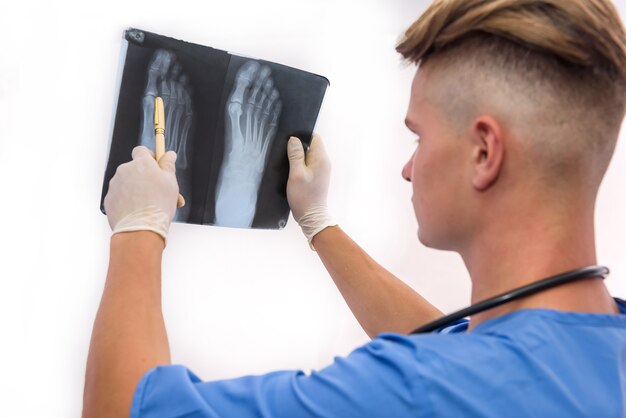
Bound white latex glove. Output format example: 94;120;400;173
104;146;181;246
287;134;337;250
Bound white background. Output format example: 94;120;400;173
0;0;625;416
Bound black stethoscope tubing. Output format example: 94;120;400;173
410;265;610;334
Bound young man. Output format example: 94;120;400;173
83;0;626;416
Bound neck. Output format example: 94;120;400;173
461;199;617;332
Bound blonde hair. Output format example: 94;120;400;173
396;0;626;190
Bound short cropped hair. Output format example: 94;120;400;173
396;0;626;189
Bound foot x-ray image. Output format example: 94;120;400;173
215;60;283;227
139;49;195;222
100;28;329;229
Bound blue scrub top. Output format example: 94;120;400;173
131;298;626;417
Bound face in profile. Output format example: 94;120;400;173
401;67;471;250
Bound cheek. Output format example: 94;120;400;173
412;146;455;218
412;148;433;195
411;149;434;213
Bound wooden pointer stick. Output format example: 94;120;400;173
154;97;186;208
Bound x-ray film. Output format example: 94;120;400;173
100;28;329;229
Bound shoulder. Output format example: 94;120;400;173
367;308;626;416
369;329;511;371
345;329;517;404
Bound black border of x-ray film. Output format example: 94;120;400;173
100;28;329;230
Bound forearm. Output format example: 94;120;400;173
312;226;444;338
83;231;171;418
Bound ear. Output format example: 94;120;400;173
470;116;505;191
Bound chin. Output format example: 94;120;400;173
417;227;433;248
417;226;452;251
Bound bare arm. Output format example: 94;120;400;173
82;231;170;418
312;226;444;339
286;136;443;339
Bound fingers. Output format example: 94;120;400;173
132;145;156;160
287;136;306;176
158;150;178;173
145;149;182;207
132;146;177;174
131;145;178;175
158;151;185;208
306;133;328;166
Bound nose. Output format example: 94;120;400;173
402;153;413;182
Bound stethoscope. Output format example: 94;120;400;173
410;265;610;334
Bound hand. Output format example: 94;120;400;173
104;146;181;245
286;134;337;248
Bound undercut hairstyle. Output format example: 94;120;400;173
396;0;626;190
